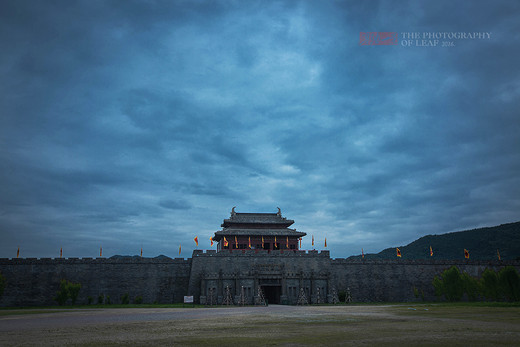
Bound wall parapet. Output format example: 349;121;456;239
331;258;520;266
0;257;191;265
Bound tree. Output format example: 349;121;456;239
55;280;70;306
68;282;82;305
441;266;464;301
432;275;443;298
498;266;520;302
461;272;480;301
480;268;499;301
54;280;82;306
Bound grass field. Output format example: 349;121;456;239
1;303;519;346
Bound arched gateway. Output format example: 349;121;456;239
190;208;331;305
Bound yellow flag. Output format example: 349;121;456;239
286;236;289;249
210;237;214;246
396;248;401;257
194;236;199;246
262;236;264;248
248;236;251;248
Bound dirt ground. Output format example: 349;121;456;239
1;304;519;346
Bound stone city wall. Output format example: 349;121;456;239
331;258;520;302
0;257;191;306
1;253;518;306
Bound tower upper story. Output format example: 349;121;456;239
212;207;306;244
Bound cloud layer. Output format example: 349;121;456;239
1;0;519;258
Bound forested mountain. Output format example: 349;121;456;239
353;222;520;260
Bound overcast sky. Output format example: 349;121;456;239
1;0;519;259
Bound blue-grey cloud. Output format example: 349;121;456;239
1;0;519;259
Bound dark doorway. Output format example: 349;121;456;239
262;285;281;304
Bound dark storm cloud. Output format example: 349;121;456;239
1;0;519;258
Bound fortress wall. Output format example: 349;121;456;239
1;254;519;306
330;259;520;302
0;257;191;306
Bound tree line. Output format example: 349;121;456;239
433;266;520;301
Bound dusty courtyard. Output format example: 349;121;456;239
1;304;519;346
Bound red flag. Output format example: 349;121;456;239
210;237;214;247
235;236;238;248
179;245;181;256
324;238;327;248
299;237;302;249
312;235;314;247
396;248;401;258
224;237;228;247
497;249;501;261
248;236;251;249
286;236;289;249
362;248;364;258
464;249;469;259
60;247;63;258
430;246;433;257
17;247;20;258
100;247;102;257
194;236;199;246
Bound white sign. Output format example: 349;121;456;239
184;296;194;303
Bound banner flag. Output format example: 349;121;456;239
262;236;264;248
362;248;364;258
274;236;277;248
140;247;143;258
179;245;181;256
224;237;228;247
312;235;314;247
324;238;327;248
286;236;289;249
235;236;238;248
17;247;20;258
60;247;63;258
497;249;501;261
210;237;213;247
194;236;199;246
396;248;401;257
464;249;469;259
100;247;102;257
249;236;251;249
299;237;302;249
430;246;433;257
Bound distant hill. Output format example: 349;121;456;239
351;222;520;261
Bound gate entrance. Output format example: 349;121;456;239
261;285;281;304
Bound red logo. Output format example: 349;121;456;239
360;32;398;45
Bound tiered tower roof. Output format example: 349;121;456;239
212;207;306;241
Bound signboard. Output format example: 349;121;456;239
184;296;194;304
